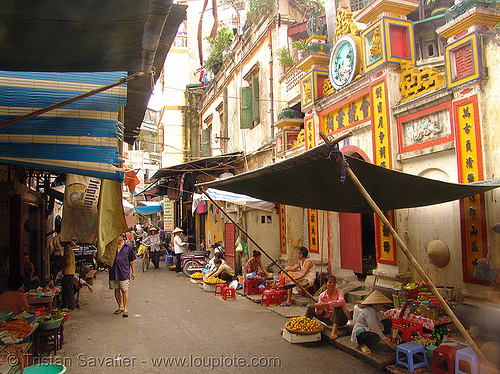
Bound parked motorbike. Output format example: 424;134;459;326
181;250;211;277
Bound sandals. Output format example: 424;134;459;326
330;333;338;340
114;309;123;314
122;312;129;318
360;344;372;355
280;302;292;307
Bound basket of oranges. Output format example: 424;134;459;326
285;317;323;335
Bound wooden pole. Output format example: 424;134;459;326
319;131;490;365
0;72;146;130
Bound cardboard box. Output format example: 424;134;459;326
282;329;321;344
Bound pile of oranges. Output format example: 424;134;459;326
285;317;322;333
190;272;203;279
204;277;225;284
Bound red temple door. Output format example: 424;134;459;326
224;223;236;270
339;212;363;274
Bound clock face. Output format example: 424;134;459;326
329;35;358;90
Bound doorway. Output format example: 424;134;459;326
339;152;376;276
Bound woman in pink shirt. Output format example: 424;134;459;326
305;275;348;340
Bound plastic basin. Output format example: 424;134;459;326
35;314;63;330
23;364;66;374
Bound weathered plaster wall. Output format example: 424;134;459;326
398;149;461;287
479;31;500;270
243;208;280;269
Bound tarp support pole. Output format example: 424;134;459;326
199;187;318;303
0;72;146;130
319;131;490;366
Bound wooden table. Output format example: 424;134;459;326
27;295;55;312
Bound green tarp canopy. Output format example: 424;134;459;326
198;143;500;213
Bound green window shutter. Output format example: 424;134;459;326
252;75;260;124
240;86;253;129
202;127;211;157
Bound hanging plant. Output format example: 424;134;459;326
204;26;234;75
245;0;274;26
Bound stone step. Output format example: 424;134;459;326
347;289;370;305
338;281;364;295
331;335;396;371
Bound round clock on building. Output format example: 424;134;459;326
328;35;360;90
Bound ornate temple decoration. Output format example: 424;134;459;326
293;128;305;146
399;61;445;101
329;35;361;90
445;0;497;23
303;79;312;104
412;116;443;141
323;77;334;95
369;27;381;61
333;6;361;42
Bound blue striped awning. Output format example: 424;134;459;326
0;71;127;182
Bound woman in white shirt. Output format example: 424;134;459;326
351;290;397;354
172;227;187;273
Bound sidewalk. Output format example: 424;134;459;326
238;287;396;371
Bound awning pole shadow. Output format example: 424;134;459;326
319;131;489;365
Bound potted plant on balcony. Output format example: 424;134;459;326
276;47;295;72
291;39;308;61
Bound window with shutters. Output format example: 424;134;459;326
202;115;212;157
241;65;260;129
451;42;474;80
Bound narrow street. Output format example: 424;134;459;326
49;258;384;373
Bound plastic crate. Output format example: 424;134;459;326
392;318;423;342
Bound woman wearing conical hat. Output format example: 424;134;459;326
350;290;397;354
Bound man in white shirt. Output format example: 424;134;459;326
172;227;187;274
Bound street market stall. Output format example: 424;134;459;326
198;132;500;366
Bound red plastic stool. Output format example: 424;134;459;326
433;345;461;374
276;289;287;304
244;279;259;295
215;283;227;296
222;287;236;300
261;291;278;307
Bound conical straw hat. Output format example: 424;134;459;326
361;290;393;306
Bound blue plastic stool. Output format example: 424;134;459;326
396;342;428;373
455;347;479;374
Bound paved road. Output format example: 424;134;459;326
48;258;384;373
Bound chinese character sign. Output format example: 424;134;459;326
454;97;487;283
279;204;287;254
305;117;315;150
308;209;319;253
320;94;371;135
371;81;396;265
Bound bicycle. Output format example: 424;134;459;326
140;244;150;272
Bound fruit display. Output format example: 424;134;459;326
190;272;204;279
285;317;323;335
204;277;225;284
